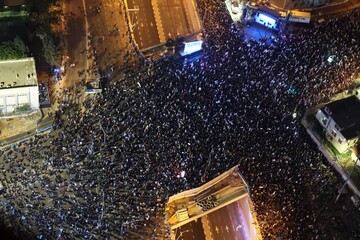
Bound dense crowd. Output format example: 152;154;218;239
0;1;360;240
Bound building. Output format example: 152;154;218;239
315;95;360;153
0;58;39;118
165;165;262;240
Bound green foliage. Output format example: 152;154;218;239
13;35;28;55
0;36;28;60
16;104;31;112
35;25;63;66
42;37;57;66
26;1;65;67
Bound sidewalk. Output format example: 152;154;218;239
0;108;54;147
0;111;41;141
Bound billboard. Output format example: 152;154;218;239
255;13;277;29
183;41;203;55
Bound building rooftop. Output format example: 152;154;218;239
321;95;360;140
0;58;38;89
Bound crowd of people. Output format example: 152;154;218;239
1;0;360;239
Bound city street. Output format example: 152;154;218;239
1;0;360;239
125;0;201;50
62;0;88;89
84;0;134;76
126;0;160;49
174;197;257;240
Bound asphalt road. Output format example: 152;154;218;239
206;198;255;240
86;0;137;78
158;0;194;39
126;0;161;49
62;0;88;88
125;0;201;50
175;218;206;240
175;197;256;240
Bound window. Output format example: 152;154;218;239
335;124;340;131
338;138;343;144
322;117;327;126
16;74;19;78
332;129;337;137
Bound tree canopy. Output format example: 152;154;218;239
0;36;29;60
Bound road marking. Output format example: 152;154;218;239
236;224;242;231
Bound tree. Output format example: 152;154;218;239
0;42;24;60
0;35;29;60
13;35;29;56
36;26;61;66
42;37;57;66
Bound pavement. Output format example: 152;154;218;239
0;112;41;142
0;108;54;147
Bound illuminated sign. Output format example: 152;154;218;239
85;89;102;94
258;13;276;25
184;41;203;55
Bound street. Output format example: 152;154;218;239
125;0;201;50
126;0;160;49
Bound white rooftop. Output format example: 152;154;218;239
0;58;38;88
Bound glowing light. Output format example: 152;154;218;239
327;56;335;63
258;13;276;25
184;41;203;55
